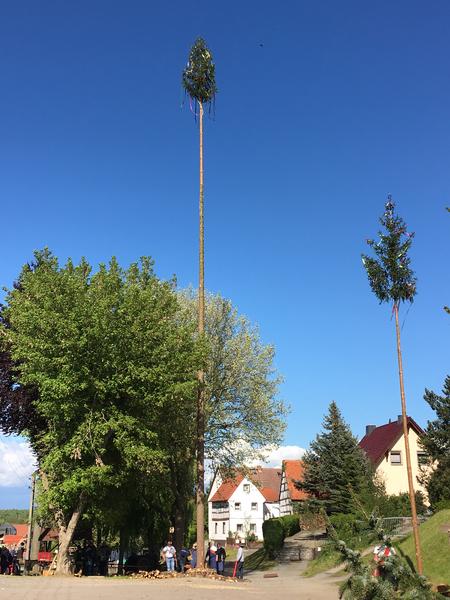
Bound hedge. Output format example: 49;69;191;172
263;514;300;557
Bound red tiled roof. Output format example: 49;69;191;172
359;417;424;465
210;468;282;503
210;474;244;502
2;523;28;546
283;460;308;501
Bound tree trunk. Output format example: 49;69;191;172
394;303;423;575
55;499;84;575
196;99;206;565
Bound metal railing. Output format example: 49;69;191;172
379;516;427;537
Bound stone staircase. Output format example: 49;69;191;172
277;529;328;563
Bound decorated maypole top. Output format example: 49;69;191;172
182;37;217;115
362;196;417;306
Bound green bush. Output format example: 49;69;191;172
328;513;360;544
279;514;301;537
262;519;284;557
262;515;300;557
435;498;450;512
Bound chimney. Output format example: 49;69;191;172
366;425;376;436
397;415;402;424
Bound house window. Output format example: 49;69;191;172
417;451;428;465
237;524;243;532
222;522;226;534
214;522;218;534
390;451;402;465
243;484;250;493
234;502;241;510
250;523;256;532
251;502;258;510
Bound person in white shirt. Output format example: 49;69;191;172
236;542;244;579
161;541;177;572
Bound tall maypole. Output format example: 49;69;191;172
182;37;217;566
362;197;423;574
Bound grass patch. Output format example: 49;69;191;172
225;547;238;561
302;545;343;577
396;508;450;586
244;548;276;572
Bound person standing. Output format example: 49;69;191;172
216;542;226;575
179;546;189;573
16;543;25;574
161;541;176;572
98;542;110;576
205;541;217;570
190;543;197;569
236;542;244;579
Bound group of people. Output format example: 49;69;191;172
0;542;25;575
160;540;245;579
73;541;111;576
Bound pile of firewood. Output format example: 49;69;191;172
129;568;238;582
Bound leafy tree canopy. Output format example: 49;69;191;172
0;249;200;537
178;290;287;469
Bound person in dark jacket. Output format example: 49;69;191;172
216;542;226;574
0;546;12;575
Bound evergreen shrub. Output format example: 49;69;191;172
262;515;300;557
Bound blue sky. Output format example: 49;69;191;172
1;1;449;508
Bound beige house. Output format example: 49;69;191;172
359;416;429;498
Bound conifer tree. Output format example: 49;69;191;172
182;38;217;564
362;197;423;574
297;402;371;514
421;376;450;506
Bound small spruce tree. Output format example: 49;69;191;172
297;402;372;514
333;513;440;599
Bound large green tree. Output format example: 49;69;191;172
178;290;287;468
297;402;372;514
0;250;199;573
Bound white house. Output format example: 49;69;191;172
359;416;431;499
207;467;281;542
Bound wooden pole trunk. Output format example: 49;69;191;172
25;472;36;564
394;303;423;575
196;100;206;567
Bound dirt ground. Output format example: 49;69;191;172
0;563;343;600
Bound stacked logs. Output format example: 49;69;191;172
129;568;238;582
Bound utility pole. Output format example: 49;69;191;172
25;471;36;572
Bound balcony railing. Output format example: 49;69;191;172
211;507;230;520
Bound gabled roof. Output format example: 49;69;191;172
210;468;281;503
359;417;424;465
282;459;308;501
210;473;244;502
2;523;28;546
